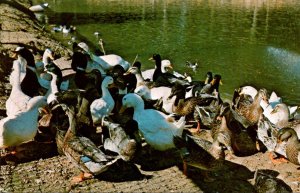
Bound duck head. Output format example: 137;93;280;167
102;76;114;87
120;93;144;113
161;60;173;73
277;127;298;143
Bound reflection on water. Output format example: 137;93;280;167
33;0;300;105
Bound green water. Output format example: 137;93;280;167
34;0;300;105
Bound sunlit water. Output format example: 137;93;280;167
33;0;300;105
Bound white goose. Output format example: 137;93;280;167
6;53;31;117
90;76;115;125
0;96;47;148
78;42;130;72
120;93;185;151
134;85;175;114
42;48;55;68
44;71;59;104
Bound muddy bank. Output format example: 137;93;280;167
0;0;72;110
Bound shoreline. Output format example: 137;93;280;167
0;0;72;111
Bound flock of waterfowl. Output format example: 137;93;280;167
0;39;299;185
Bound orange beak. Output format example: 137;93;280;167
119;106;127;114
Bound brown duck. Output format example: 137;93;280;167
211;102;258;157
168;83;218;133
55;103;118;183
277;127;300;165
235;88;268;126
173;133;225;182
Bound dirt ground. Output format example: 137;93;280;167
1;1;300;193
1;129;300;193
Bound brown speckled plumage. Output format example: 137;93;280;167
173;134;225;171
277;127;300;165
236;88;268;125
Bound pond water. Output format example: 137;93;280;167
33;0;300;105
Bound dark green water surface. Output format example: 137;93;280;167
34;0;300;105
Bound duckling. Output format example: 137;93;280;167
1;96;47;148
90;76;115;126
173;134;225;181
277;127;300;165
120;93;185;151
55;103;118;183
235;88;268;126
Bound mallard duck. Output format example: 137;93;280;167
277;127;300;165
235;88;268;126
120;93;185;151
168;83;217;133
55;103;118;183
173;134;225;181
0;96;47;148
257;114;288;163
185;71;213;98
102;118;137;161
90;76;115;126
199;74;222;95
232;86;257;110
254;169;293;193
193;90;223;130
77;42;130;72
185;61;198;72
211;102;258;157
